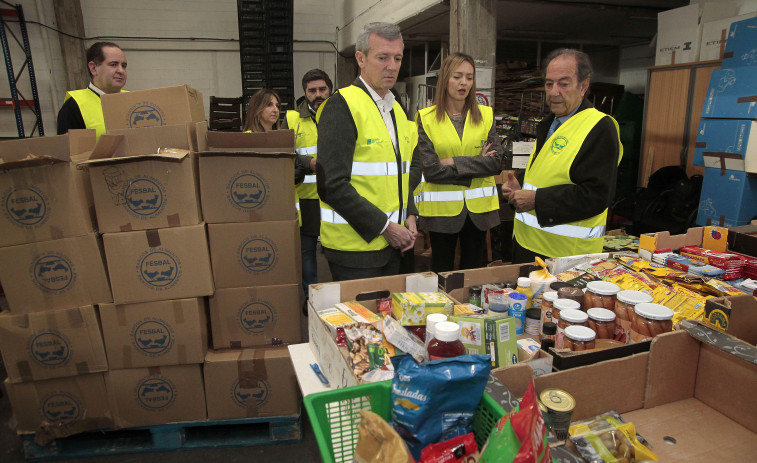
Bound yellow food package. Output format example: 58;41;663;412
354;410;413;463
706;279;745;296
608;273;653;294
570;414;657;463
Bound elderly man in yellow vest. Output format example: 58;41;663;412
57;42;127;139
502;48;623;263
315;22;419;281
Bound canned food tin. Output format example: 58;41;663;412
539;388;576;440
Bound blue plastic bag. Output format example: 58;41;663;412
390;353;492;460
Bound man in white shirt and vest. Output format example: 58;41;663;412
283;69;332;306
316;22;419;281
502;48;623;263
57;42;127;139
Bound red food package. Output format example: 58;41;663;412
420;432;477;463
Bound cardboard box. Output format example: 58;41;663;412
701;294;757;343
493;328;757;461
105;364;206;428
4;373;112;435
437;263;534;295
516;340;553;376
98;297;208;369
80;124;205;233
102;223;214;304
0;234;113;313
696;167;757;228
700;12;757;61
723;15;757;68
547;339;650;371
702;67;757;119
639;225;730;257
727;222;757;256
449;313;518;367
655;5;702;66
207;219;300;288
203;346;299;420
308;272;438;388
198;131;296;223
0;133;96;247
209;284;303;349
693;118;757;172
102;85;205;131
0;305;108;383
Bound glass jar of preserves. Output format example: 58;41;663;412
552;298;581;323
564;325;597;351
615;290;653;323
427;321;465;360
583;281;620;312
557;286;584;307
587;307;616;339
631;303;674;342
556;308;588;349
468;285;482;307
542;291;557;322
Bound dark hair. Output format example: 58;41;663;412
302;69;333;92
86;42;122;77
542;48;593;82
433;53;482;125
243;89;281;132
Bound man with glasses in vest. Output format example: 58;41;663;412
502;48;622;264
284;69;332;306
57;42;127;140
316;22;419;281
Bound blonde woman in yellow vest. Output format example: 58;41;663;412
416;53;505;272
503;49;622;263
57;42;127;140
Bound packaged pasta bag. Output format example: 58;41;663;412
479;379;552;463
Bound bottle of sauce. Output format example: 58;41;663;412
424;313;448;352
541;322;557;351
516;277;534;309
427;321;464;360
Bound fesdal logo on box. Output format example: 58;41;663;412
28;331;71;368
227;171;269;211
123;176;166;219
41;392;82;423
237;300;277;335
3;186;49;227
30;252;76;293
126;102;166;128
238;237;277;274
231;377;269;408
135;376;176;411
137;249;182;290
131;318;174;356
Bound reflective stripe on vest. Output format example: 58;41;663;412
352;161;411;176
514;212;605;239
321;208;407;225
296;145;317;155
303;174;317;184
288;110;320;200
417;186;497;203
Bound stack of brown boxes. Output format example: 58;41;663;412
197;131;301;420
0;133;114;437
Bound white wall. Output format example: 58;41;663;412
293;0;338;101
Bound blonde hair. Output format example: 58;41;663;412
243;89;281;132
433;53;482;125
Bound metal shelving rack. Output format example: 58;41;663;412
1;1;44;138
237;0;294;121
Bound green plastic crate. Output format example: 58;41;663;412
304;380;505;463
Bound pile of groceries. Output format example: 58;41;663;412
312;245;756;462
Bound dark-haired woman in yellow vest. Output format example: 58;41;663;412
416;53;507;272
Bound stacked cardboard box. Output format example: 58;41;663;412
79;112;213;428
695;16;757;228
0;132;115;436
197;131;301;420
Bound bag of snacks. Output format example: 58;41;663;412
354;409;413;463
345;323;386;380
420;432;478;463
569;412;658;463
390;354;491;460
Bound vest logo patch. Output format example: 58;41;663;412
551;136;569;154
366;138;383;145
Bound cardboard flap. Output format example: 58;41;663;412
640;227;704;253
438;264;534;292
81;124;194;166
67;129;97;156
310;272;438;310
491;363;536;399
0;135;71;169
644;330;699;409
87;134;125;160
203;130;295;155
727;223;757;256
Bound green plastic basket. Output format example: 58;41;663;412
304;380;505;463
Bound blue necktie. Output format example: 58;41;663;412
547;118;562;138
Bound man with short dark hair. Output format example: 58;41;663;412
315;22;419;281
57;41;127;139
282;69;333;302
502;48;623;263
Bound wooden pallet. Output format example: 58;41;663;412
21;413;301;461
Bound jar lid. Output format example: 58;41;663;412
509;292;527;301
550;281;572;291
426;313;448;335
565;325;596;342
470;285;482;291
526;308;541;319
517;277;531;287
542;321;557;335
553;298;581;311
434;321;461;342
588;307;616;322
559;309;588;323
634;302;674;320
617;290;653;305
543;291;558;302
586;281;620;295
558;286;584;298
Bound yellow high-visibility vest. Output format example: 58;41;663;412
286;110;319;200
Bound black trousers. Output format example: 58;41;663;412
327;250;401;282
429;217;487;273
511;236;548;265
